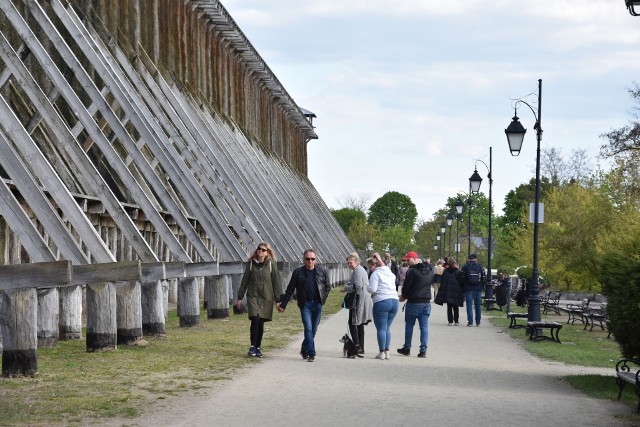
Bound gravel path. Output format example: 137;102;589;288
115;302;630;426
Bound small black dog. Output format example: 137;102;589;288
339;334;358;358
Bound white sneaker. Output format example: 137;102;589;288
384;350;390;359
375;352;385;360
448;322;453;326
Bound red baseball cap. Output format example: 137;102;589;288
402;251;419;261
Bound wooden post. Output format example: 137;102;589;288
205;275;229;319
37;287;59;347
230;273;245;314
141;280;166;336
168;278;178;305
86;282;117;352
177;277;199;326
116;281;143;345
1;288;38;377
58;284;82;340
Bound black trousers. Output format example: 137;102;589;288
446;304;459;324
348;310;365;350
250;316;266;348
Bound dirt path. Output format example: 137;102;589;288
104;303;630;426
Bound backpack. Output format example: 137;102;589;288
466;263;482;285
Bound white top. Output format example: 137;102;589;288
367;265;399;304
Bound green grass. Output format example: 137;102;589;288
0;290;344;426
487;305;640;421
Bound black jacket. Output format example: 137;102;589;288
439;267;464;307
401;263;433;303
280;264;331;309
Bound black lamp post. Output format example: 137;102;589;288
472;148;494;307
455;197;463;260
433;243;438;261
446;213;453;258
626;0;640;15
436;231;442;260
440;222;446;260
467;170;482;259
504;78;543;323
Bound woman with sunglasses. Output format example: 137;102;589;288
237;243;281;358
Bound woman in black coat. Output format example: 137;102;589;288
439;258;464;325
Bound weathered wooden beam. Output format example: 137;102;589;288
0;180;56;263
140;262;186;282
0;94;115;263
72;261;141;285
0;260;71;290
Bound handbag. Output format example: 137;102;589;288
343;291;359;309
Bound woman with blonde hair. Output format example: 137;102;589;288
343;252;373;357
237;243;281;358
367;252;399;360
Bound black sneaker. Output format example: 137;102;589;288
397;347;410;356
307;355;315;362
300;350;308;360
417;351;427;358
254;348;263;358
247;346;256;357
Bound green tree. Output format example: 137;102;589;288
347;218;383;252
599;210;640;358
331;208;366;235
368;191;417;230
382;225;416;258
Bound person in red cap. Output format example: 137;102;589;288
397;251;433;358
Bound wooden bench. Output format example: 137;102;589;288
542;291;562;315
507;312;528;329
561;298;590;325
526;321;563;343
615;358;640;413
583;303;607;332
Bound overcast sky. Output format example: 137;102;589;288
222;0;640;220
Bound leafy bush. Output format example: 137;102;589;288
599;255;640;359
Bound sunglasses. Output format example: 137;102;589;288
257;248;267;252
305;257;316;261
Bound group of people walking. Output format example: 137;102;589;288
236;242;486;362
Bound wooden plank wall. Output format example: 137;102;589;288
0;0;353;270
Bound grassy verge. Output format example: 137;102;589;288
487;305;640;421
0;290;344;426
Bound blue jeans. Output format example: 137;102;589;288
300;300;323;356
403;302;431;352
466;290;482;325
372;298;399;351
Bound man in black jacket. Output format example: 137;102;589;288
397;251;433;358
277;249;331;362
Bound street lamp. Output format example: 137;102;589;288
472;148;494;308
467;170;481;258
626;0;640;15
436;231;442;260
504;78;543;323
433;243;438;261
440;222;446;260
446;213;453;258
455;197;463;260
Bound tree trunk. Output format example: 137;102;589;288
37;287;58;347
1;289;38;377
141;280;165;336
177;277;199;327
205;275;229;319
116;281;143;345
86;282;117;352
59;285;82;340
